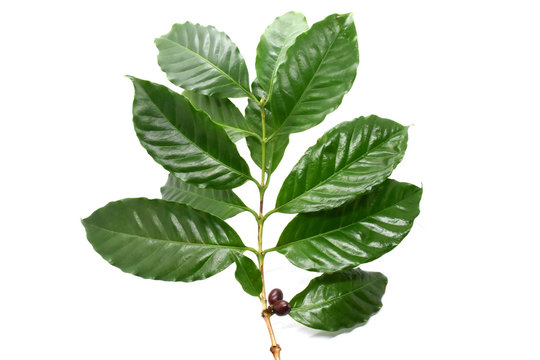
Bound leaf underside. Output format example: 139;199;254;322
161;173;247;220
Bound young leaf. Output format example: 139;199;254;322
245;80;289;174
82;198;249;282
155;22;250;98
129;77;251;189
275;116;408;213
161;174;250;220
271;180;422;273
183;90;254;142
246;135;289;175
232;253;263;297
269;13;359;136
290;268;387;331
256;11;309;95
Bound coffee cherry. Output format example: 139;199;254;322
268;288;283;305
272;300;291;316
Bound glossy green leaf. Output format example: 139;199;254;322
183;90;254;142
245;80;289;174
160;174;249;219
82;198;248;282
155;22;250;98
232;253;263;297
290;268;387;331
129;77;251;189
275;116;408;213
256;11;309;94
269;13;359;136
272;180;422;273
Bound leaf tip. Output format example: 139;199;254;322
124;74;137;83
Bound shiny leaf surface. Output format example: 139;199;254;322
160;174;248;219
273;180;422;273
82;198;248;282
183;90;254;142
290;268;387;331
269;13;359;136
233;253;263;297
256;11;308;95
129;77;251;189
156;22;250;98
245;80;289;174
275;115;408;213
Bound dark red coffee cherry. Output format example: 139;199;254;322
272;300;291;316
268;288;283;305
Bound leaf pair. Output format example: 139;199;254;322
246;12;360;174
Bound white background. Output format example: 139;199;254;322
1;0;539;359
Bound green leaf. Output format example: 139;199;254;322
129;77;251;189
183;90;254;142
256;11;309;94
269;13;359;136
275;116;408;213
161;174;249;220
82;198;249;282
155;22;251;98
245;79;289;174
290;268;387;331
246;135;289;175
272;180;422;273
232;253;263;297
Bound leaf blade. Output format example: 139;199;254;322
156;22;250;98
129;77;251;189
270;13;359;135
274;180;423;273
275;115;408;213
183;90;254;142
232;253;263;297
161;174;248;219
256;11;309;94
82;198;247;282
290;268;387;331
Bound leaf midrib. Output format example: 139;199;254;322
84;222;247;251
137;82;250;181
270;19;344;137
159;36;250;97
290;277;381;312
275;127;407;212
273;186;420;251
